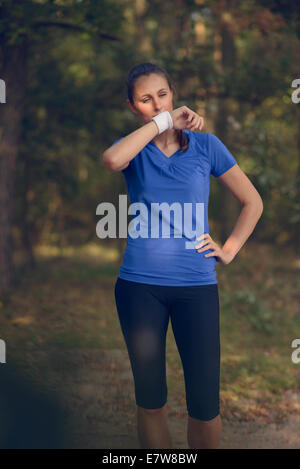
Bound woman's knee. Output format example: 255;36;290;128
137;403;168;415
188;412;221;425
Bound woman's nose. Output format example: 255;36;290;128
153;100;161;110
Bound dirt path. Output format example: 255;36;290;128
3;347;299;449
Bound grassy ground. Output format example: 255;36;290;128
2;240;300;431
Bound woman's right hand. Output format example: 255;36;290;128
171;106;204;131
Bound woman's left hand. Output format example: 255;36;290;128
195;233;234;265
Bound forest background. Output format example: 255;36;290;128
0;0;299;449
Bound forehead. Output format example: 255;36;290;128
134;73;169;97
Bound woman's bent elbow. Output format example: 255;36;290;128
256;198;264;219
102;152;117;171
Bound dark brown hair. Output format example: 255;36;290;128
126;62;189;152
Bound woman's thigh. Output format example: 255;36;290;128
169;284;220;421
114;277;170;409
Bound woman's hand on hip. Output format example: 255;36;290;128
195;233;235;265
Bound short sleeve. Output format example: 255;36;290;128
208;133;237;177
111;137;123;147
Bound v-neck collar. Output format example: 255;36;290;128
149;130;189;162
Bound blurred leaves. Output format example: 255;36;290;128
0;0;298;253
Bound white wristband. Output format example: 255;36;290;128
151;111;173;135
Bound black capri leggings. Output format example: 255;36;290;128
114;277;220;421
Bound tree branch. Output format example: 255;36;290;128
32;20;121;41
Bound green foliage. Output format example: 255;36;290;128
234;289;275;333
0;0;298;252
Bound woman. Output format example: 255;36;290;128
103;63;263;449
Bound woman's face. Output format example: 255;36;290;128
127;73;174;123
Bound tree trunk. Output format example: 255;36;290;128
0;39;27;297
19;150;36;270
214;17;240;245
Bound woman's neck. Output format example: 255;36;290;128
152;129;178;148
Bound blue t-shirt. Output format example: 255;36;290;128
111;130;237;286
